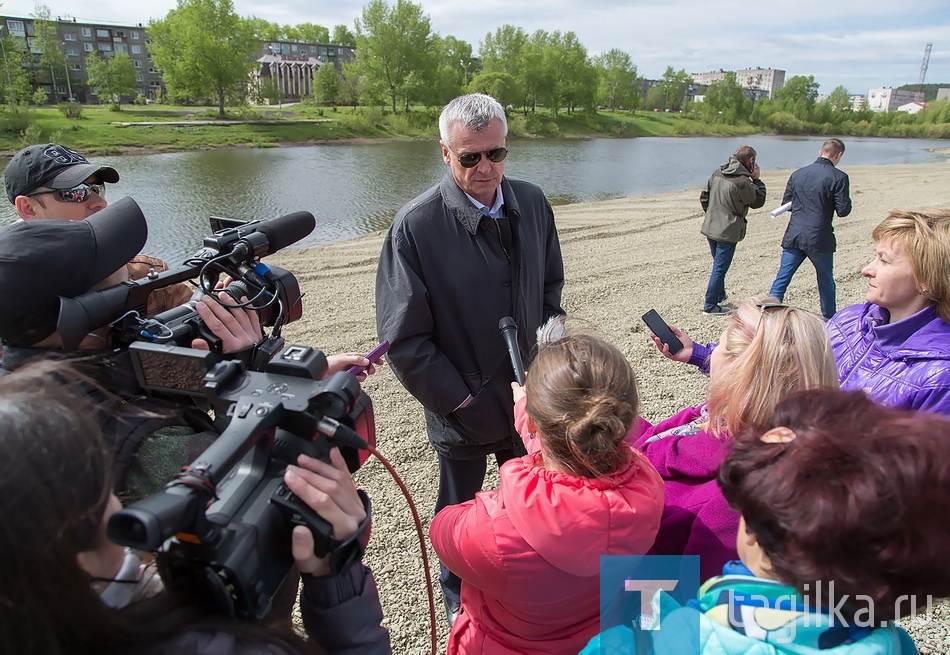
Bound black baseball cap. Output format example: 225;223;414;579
0;196;147;347
3;143;120;204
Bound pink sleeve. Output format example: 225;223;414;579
429;497;507;594
514;396;542;456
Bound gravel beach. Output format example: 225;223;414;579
272;160;950;654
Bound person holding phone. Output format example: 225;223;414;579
699;146;767;316
637;297;838;580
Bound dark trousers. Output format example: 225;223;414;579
435;448;518;603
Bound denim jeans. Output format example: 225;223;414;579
769;247;836;319
704;238;736;311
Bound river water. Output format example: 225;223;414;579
1;135;946;263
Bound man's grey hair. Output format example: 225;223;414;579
439;93;508;147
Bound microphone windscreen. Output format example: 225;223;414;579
257;211;316;253
499;316;516;331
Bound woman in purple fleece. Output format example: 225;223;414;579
635;297;839;580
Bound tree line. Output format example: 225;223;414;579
0;0;947;139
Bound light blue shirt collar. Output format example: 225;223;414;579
464;185;505;218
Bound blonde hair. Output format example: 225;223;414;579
871;209;950;323
525;317;638;478
706;297;839;438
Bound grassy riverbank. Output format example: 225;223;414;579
0;103;760;155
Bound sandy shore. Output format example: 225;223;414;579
272;160;950;654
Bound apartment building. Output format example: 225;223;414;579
866;87;921;112
0;13;356;104
1;15;164;103
691;67;785;100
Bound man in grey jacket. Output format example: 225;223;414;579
699;145;767;315
375;93;564;625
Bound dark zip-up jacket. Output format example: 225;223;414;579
780;156;852;253
376;173;564;458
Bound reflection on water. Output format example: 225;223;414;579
0;135;945;263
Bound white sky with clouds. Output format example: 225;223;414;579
2;0;948;96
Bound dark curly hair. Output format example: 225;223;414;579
719;389;950;622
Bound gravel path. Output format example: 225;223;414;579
274;161;950;653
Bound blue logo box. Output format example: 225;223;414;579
589;555;701;655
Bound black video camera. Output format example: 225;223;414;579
56;208;316;354
109;340;376;621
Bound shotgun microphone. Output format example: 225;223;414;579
499;316;526;386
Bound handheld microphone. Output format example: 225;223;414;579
499;316;526;386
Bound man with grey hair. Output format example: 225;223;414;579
376;93;564;625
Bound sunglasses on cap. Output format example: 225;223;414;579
449;146;508;169
26;182;106;203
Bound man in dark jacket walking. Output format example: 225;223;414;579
375;93;564;625
769;138;852;320
700;145;767;316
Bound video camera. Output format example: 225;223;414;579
56;199;316;354
109;341;375;621
77;202;376;621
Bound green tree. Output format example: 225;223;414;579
313;61;340;105
287;23;330;44
338;61;362;107
353;0;434;112
522;30;551;114
0;31;34;105
479;25;529;111
426;34;471;106
826;85;852;113
30;5;66;102
773;74;819;120
331;25;356;46
645;84;666;111
658;66;691;110
594;48;639;112
85;52;137;109
149;0;259;119
247;17;284;41
702;72;751;123
544;31;594;114
468;70;519;108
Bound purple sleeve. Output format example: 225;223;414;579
689;342;716;376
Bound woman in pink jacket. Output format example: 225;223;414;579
429;318;664;655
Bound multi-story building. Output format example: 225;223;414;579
691;67;785;100
1;14;164;103
0;13;356;104
866;87;921;112
254;40;355;101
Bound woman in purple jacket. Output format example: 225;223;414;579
637;297;839;580
827;208;950;415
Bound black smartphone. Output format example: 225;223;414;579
641;309;684;355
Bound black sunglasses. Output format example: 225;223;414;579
26;182;106;203
450;146;508;169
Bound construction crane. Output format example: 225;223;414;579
917;43;932;102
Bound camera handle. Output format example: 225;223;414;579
270;486;372;576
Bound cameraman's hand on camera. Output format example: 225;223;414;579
190;294;263;353
651;324;694;363
324;353;381;382
284;448;367;578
